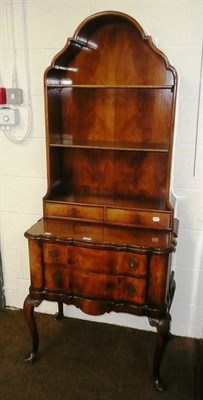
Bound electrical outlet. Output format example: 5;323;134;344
0;88;7;105
0;107;20;126
6;88;23;105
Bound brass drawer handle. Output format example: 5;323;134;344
127;285;136;297
48;249;59;261
53;273;62;287
129;258;138;271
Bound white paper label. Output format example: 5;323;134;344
152;216;160;222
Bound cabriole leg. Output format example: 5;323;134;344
55;302;64;320
23;294;42;363
149;313;171;391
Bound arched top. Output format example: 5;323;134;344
73;11;149;44
45;11;177;86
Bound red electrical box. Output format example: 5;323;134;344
0;88;7;104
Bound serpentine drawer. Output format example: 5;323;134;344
43;244;147;277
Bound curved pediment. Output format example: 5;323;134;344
45;11;177;86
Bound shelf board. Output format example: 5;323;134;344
45;193;167;211
49;139;169;152
46;84;173;90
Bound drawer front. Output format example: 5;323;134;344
106;208;171;229
117;276;146;305
44;202;103;222
69;269;146;305
68;247;147;277
68;247;113;273
69;269;115;299
42;244;147;303
43;243;68;265
115;252;147;276
44;266;69;291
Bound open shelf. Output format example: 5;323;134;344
49;138;169;152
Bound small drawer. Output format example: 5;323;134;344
106;208;171;229
117;277;146;305
44;202;103;222
43;243;68;265
44;266;69;291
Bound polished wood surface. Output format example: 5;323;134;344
25;218;176;251
24;11;178;391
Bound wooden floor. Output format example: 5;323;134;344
0;308;200;400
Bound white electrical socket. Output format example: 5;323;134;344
6;88;23;105
0;107;20;126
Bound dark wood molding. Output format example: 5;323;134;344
0;253;5;309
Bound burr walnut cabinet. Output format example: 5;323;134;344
24;11;178;391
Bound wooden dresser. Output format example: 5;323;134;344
24;11;178;391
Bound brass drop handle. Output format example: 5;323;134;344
53;273;61;287
129;258;138;271
49;249;59;261
127;285;136;297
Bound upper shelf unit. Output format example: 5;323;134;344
43;11;177;228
